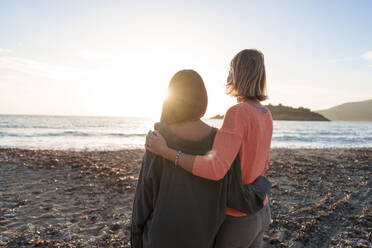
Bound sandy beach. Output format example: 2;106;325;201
0;148;370;247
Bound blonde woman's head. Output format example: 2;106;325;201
226;49;268;101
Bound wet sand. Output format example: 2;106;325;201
0;148;371;247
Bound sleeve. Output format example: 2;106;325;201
131;151;158;248
192;105;247;180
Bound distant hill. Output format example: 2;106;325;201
210;104;329;121
316;99;372;121
266;104;329;121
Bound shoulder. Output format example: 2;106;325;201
225;103;251;120
230;103;272;118
220;104;250;133
226;103;243;115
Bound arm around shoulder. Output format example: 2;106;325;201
191;105;247;180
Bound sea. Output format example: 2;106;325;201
0;115;371;151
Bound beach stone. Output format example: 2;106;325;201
0;154;6;162
356;239;369;246
290;241;304;248
0;234;10;242
4;213;16;218
60;232;72;242
110;223;121;231
89;237;96;244
273;228;287;242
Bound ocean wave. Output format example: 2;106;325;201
272;135;372;143
0;131;146;138
0;124;61;129
106;133;146;137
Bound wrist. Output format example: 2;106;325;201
164;146;177;162
161;145;172;159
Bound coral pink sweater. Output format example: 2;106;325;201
192;102;273;216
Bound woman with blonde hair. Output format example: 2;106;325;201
146;49;273;247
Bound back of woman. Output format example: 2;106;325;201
223;102;273;216
133;125;227;247
131;70;231;248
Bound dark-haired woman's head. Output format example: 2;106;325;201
160;70;208;124
226;49;268;101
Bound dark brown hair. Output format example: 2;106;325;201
160;70;208;124
226;49;268;101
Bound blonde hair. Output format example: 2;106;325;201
226;49;268;101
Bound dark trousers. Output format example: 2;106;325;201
215;204;271;248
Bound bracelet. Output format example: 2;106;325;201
175;150;182;167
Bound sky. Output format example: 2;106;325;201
0;0;371;118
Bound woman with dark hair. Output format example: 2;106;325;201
146;49;273;248
131;69;270;248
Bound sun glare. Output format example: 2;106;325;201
75;47;175;118
100;48;197;119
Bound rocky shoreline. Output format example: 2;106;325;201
0;148;371;247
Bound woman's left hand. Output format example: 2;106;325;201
145;130;168;156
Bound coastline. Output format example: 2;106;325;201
0;148;371;247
